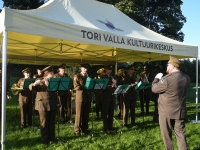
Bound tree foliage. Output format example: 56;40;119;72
98;0;186;42
3;0;47;9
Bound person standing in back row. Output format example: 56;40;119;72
17;68;33;129
152;56;190;150
73;64;92;137
122;65;138;127
54;63;71;124
29;66;58;146
100;65;116;134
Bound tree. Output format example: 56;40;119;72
98;0;186;42
3;0;48;10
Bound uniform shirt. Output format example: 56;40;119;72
152;71;190;119
73;73;87;91
17;78;32;98
73;73;91;102
29;78;58;111
123;73;137;100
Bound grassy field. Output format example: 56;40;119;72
2;86;200;150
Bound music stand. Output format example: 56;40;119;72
59;77;74;127
114;84;131;136
84;78;109;138
47;78;60;92
135;81;152;125
47;78;66;146
59;77;73;91
25;78;42;133
23;78;35;89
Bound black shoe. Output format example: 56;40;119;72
50;139;58;144
82;130;91;135
146;112;150;115
104;130;111;135
74;132;81;137
21;125;26;130
95;116;100;120
43;141;50;147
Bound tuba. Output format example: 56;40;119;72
11;83;23;95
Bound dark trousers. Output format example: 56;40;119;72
117;94;123;117
19;100;32;127
102;99;115;131
139;90;151;114
74;101;91;133
123;98;136;125
58;94;71;122
38;110;56;143
95;91;102;118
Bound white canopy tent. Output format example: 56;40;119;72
0;0;198;149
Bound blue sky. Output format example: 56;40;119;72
0;0;199;58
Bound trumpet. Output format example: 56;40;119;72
11;83;23;95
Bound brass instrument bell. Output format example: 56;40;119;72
11;83;22;95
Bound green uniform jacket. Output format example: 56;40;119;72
152;71;190;119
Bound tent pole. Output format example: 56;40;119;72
1;30;8;150
191;57;199;123
115;55;117;74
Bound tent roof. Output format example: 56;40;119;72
0;0;198;66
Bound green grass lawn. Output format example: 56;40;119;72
2;87;200;150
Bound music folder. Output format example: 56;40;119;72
47;78;60;92
114;84;131;95
59;77;73;91
23;78;36;89
134;81;151;90
84;78;109;90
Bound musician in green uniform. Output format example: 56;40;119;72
54;63;71;124
73;64;92;137
100;65;116;134
122;65;138;127
29;66;58;146
152;56;190;150
114;68;125;118
17;68;33;129
139;65;154;115
33;66;43;79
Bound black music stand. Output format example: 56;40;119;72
46;78;66;146
84;78;109;137
135;81;151;125
114;84;131;136
84;78;96;137
23;79;41;134
59;78;74;127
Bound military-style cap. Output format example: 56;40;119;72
104;65;113;70
42;66;54;74
58;63;66;69
22;68;31;73
97;68;104;75
36;66;43;70
168;55;181;67
127;65;134;70
80;64;90;68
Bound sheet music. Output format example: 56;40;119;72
114;85;131;94
94;83;103;89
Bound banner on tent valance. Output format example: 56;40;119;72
81;30;173;52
